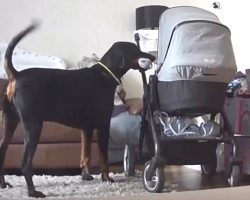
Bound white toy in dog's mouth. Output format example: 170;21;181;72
138;58;152;70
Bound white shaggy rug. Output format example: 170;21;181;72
0;171;150;199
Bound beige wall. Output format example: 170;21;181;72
0;0;248;98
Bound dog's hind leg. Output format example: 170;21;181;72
20;119;45;198
80;129;94;181
0;100;19;188
97;128;115;183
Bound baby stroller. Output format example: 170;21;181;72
134;6;240;192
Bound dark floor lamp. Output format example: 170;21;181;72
136;5;168;30
134;5;168;51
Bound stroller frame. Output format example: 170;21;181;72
134;32;241;192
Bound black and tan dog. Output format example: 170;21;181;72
0;23;155;198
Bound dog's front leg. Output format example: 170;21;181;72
97;128;114;183
80;129;94;181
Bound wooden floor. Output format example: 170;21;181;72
109;164;250;193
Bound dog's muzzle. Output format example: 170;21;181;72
138;58;152;70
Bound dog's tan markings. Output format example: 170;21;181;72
98;150;108;174
6;80;16;102
4;59;15;82
96;130;114;182
80;130;92;173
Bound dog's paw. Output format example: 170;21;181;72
28;190;46;198
81;171;94;181
101;173;115;183
0;181;12;189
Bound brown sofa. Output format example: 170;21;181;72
0;78;101;170
0;116;101;170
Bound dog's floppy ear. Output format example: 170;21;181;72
117;56;125;69
111;51;127;71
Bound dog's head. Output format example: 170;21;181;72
100;42;155;77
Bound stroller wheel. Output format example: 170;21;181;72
142;161;165;193
201;164;216;177
227;165;241;187
201;153;217;177
123;144;135;177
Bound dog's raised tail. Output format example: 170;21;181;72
4;22;40;81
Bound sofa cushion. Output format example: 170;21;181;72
10;122;82;144
0;80;82;144
4;143;99;169
0;42;67;79
0;119;82;144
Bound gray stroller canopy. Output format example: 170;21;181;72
157;6;237;83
